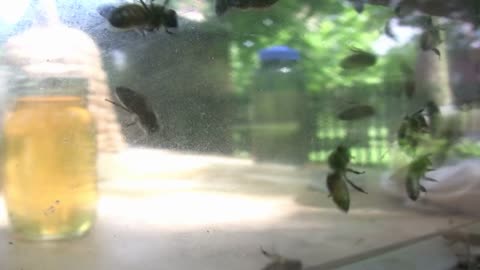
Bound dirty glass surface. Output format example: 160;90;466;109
0;0;480;269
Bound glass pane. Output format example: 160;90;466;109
0;0;479;269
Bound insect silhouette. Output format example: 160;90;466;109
98;0;178;35
397;108;430;155
337;104;375;121
349;0;366;14
260;247;303;270
105;86;159;135
215;0;279;16
420;16;443;58
340;47;377;70
404;153;437;201
326;145;367;213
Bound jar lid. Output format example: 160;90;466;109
259;45;300;61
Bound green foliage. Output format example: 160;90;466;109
203;0;432;165
217;0;412;94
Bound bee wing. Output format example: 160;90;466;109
327;173;350;212
138;113;159;135
345;177;368;194
432;48;441;58
340;51;376;70
340;55;362;69
115;86;149;114
422;172;438;182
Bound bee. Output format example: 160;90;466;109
397;108;430;155
404;153;437;201
99;0;178;35
340;47;377;70
337;104;375;121
260;248;302;270
349;0;366;14
105;86;159;135
326;145;367;213
419;16;442;58
215;0;279;16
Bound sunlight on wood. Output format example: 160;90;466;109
98;191;299;231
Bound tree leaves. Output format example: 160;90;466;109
223;0;398;95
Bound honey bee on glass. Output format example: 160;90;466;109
98;0;178;36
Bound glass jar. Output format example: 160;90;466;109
2;77;98;240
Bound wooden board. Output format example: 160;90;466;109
0;148;477;270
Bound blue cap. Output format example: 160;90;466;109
259;46;300;61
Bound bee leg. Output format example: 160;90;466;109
260;247;273;258
347;168;365;175
423;176;438;182
412;108;425;116
137;29;147;38
125;115;138;127
105;98;134;114
419;185;427;193
345;177;368;194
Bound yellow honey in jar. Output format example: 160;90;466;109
3;95;98;240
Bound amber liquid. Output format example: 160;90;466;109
3;96;98;240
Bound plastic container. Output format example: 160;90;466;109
249;45;313;165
